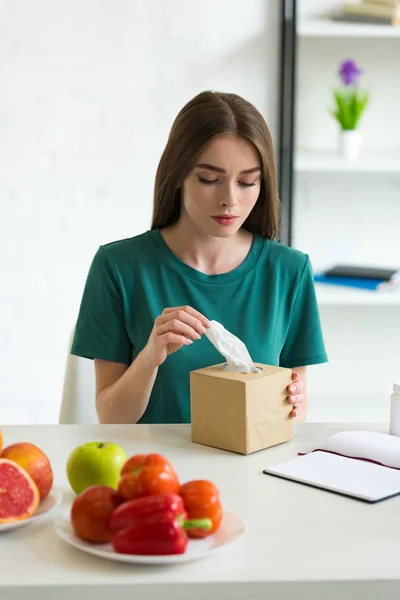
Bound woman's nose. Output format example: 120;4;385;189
218;184;238;207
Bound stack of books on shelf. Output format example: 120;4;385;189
332;0;400;25
314;264;400;292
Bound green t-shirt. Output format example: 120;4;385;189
71;229;328;423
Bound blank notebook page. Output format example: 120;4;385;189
264;450;400;502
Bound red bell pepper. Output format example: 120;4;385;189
118;454;180;501
112;512;188;555
180;480;223;538
110;493;187;533
110;495;212;555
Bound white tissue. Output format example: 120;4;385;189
205;320;260;373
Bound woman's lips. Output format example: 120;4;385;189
212;216;238;226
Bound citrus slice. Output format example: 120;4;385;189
0;458;40;523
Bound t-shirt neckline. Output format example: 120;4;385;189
149;228;265;284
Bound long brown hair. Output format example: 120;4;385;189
151;91;280;239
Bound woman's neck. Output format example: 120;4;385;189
160;218;254;275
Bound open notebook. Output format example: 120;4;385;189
263;431;400;503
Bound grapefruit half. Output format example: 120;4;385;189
0;458;40;524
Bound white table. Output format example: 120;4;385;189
1;422;399;600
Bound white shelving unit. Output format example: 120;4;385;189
298;18;400;38
295;15;400;308
315;283;400;306
295;150;400;173
293;7;399;424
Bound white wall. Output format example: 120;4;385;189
0;0;281;423
294;0;400;423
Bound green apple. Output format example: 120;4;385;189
66;442;127;495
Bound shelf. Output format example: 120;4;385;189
315;283;400;306
298;18;400;38
295;150;400;173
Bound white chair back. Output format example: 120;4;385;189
59;328;98;424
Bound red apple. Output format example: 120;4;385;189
71;485;124;543
1;442;53;501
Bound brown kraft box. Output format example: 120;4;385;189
190;362;293;455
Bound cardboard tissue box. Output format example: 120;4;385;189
190;321;293;455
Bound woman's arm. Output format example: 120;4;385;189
94;305;210;424
95;351;159;424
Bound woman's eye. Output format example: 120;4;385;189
198;176;218;185
197;176;257;187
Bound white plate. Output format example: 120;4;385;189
0;488;63;532
54;505;246;565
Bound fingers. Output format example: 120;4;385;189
158;307;209;337
289;371;305;420
162;306;210;329
158;331;193;347
289;392;304;405
287;379;304;396
291;406;306;422
288;388;303;406
145;306;210;368
157;318;202;342
289;390;305;419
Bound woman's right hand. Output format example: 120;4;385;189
141;306;211;369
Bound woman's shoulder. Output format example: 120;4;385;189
96;229;158;266
100;229;155;253
261;237;310;275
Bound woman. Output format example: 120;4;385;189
71;90;328;424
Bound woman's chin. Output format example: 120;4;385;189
206;219;241;238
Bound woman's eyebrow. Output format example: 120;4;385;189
195;163;261;175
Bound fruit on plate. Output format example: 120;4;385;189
70;484;124;543
111;512;189;555
110;494;211;556
110;493;211;556
1;442;53;501
179;480;223;538
66;442;127;495
110;492;188;533
120;453;177;477
0;458;40;524
118;453;179;501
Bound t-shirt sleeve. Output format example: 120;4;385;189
279;256;328;368
70;246;132;364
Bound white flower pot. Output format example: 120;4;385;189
339;129;362;160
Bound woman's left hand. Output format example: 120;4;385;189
287;369;306;420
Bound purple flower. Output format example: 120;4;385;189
338;59;363;86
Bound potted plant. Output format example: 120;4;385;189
331;59;369;159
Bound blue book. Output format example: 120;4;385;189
314;274;384;291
